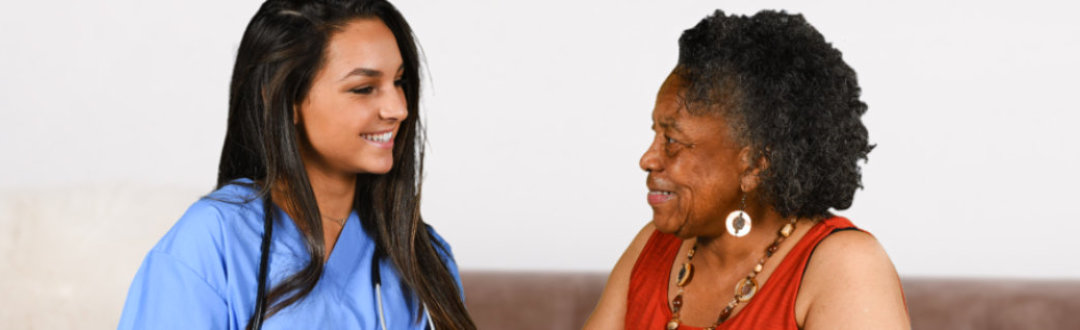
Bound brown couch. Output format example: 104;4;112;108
461;271;1080;330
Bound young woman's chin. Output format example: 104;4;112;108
352;156;395;175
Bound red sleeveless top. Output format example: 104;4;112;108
625;216;860;330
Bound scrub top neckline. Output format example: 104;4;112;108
268;200;364;287
323;212;364;290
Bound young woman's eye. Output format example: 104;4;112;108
350;86;374;95
393;78;406;87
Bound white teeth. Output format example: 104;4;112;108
362;131;393;143
649;191;673;195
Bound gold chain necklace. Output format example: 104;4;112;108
667;218;797;330
322;215;346;226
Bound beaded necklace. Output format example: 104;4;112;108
667;218;797;330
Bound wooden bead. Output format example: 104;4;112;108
677;263;694;287
780;222;794;237
766;242;779;257
735;278;758;302
667;319;680;330
718;305;734;323
672;294;683;312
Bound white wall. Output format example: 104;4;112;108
2;0;1078;291
402;1;1080;277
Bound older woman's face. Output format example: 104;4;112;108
640;74;744;238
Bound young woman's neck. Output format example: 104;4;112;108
270;166;356;261
304;168;356;221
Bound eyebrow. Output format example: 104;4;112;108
657;118;682;133
339;65;406;81
340;68;381;81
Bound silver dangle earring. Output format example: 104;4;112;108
725;194;751;237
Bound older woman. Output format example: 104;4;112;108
586;10;909;330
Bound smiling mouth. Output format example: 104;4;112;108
361;131;393;143
647;190;674;204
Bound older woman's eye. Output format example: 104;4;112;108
665;135;678;144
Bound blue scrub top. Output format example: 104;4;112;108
118;180;462;330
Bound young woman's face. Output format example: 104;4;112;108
296;18;406;176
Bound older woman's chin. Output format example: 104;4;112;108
650;216;688;236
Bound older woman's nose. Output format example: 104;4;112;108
640;142;662;172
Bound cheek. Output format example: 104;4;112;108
300;97;372;160
317;89;386;130
676;157;738;221
304;105;357;147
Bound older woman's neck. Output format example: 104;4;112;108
695;210;791;268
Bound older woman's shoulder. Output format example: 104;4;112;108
812;230;890;266
796;228;910;329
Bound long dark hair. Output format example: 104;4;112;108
217;0;474;329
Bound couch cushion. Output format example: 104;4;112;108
462;271;606;330
462;272;1080;329
903;278;1080;330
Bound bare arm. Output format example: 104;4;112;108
799;230;911;330
583;223;656;330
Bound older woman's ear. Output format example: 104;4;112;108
738;146;769;192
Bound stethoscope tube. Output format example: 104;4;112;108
372;255;434;330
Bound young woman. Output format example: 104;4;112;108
118;1;475;329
